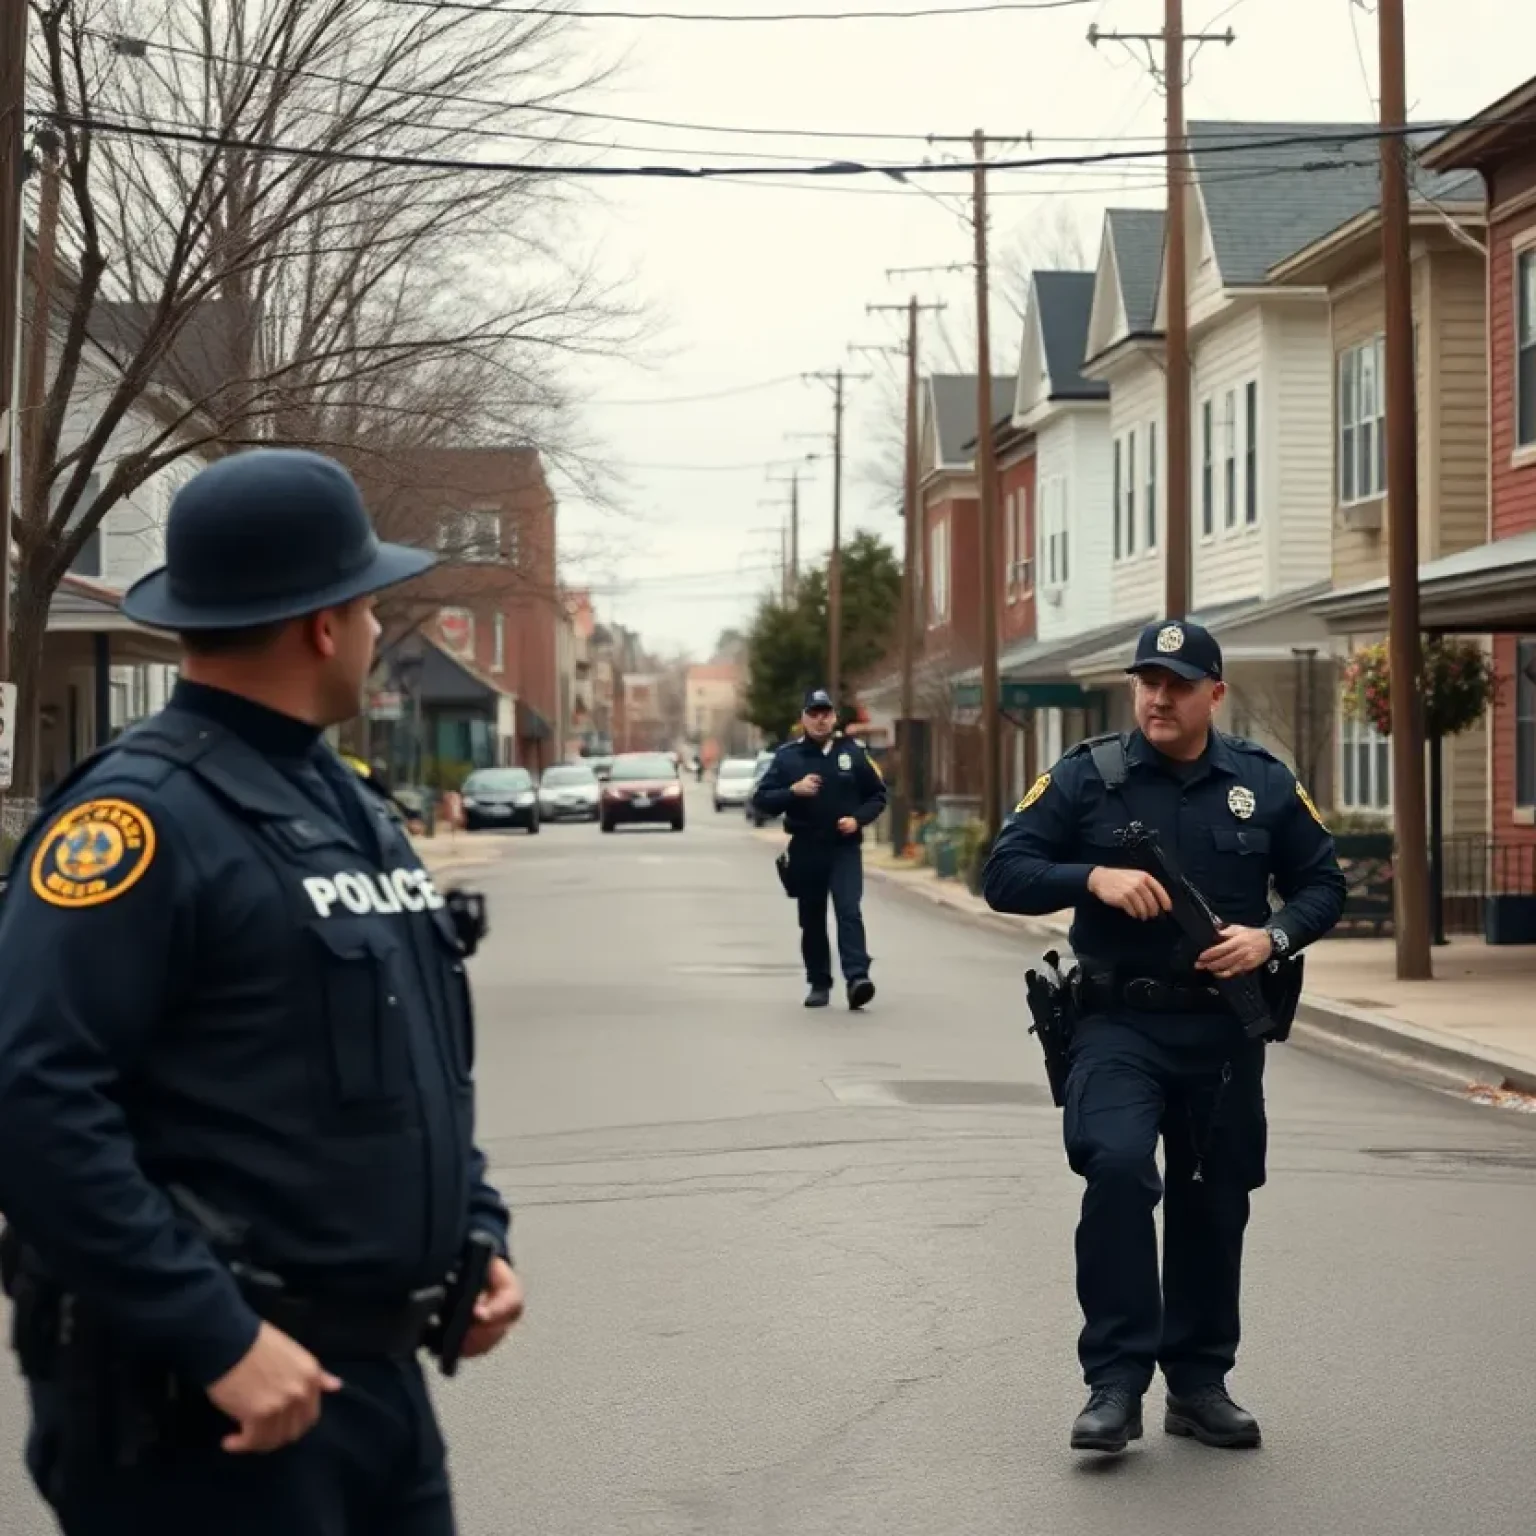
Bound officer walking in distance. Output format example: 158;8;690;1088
0;448;523;1534
751;688;888;1010
982;620;1344;1456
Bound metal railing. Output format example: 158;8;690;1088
1336;832;1536;938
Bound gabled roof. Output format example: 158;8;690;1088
1421;73;1536;173
925;373;1015;469
1033;271;1106;399
1107;208;1164;333
1187;120;1481;286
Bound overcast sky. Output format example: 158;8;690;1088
548;0;1531;662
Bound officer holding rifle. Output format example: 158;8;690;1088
983;620;1344;1457
0;449;520;1534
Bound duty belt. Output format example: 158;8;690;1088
1080;973;1229;1017
241;1278;447;1359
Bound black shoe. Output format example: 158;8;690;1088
1070;1385;1143;1453
1164;1384;1261;1448
805;986;831;1008
847;976;876;1011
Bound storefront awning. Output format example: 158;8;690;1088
381;634;508;707
1309;534;1536;633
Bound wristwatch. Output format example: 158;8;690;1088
1264;924;1291;959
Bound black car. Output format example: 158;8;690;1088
599;752;685;832
461;766;540;833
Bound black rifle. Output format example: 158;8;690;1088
1024;949;1079;1107
1114;821;1302;1040
429;1230;498;1378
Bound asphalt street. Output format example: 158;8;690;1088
4;778;1536;1534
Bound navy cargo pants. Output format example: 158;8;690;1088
792;838;870;989
26;1356;455;1536
1062;1019;1267;1395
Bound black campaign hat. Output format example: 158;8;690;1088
1126;619;1224;682
802;687;836;711
121;448;438;631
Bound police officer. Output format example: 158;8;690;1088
0;449;523;1534
982;620;1344;1456
751;688;888;1010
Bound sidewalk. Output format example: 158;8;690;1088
414;830;505;880
851;841;1536;1100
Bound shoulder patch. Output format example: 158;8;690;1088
1016;772;1052;812
1295;781;1328;831
29;798;158;909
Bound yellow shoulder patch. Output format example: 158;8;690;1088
1016;772;1051;813
1295;781;1328;831
869;755;884;782
29;798;158;909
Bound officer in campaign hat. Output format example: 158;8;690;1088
981;618;1345;1457
0;448;522;1534
751;686;888;1009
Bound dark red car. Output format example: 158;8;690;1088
600;752;685;833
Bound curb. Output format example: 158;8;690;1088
862;860;1536;1098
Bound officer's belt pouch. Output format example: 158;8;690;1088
775;848;797;899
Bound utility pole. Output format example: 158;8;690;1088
0;0;28;690
1090;7;1233;621
804;369;870;703
867;296;946;854
765;455;818;595
22;129;61;504
1378;0;1432;981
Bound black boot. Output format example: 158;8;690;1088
847;976;876;1011
1164;1384;1261;1448
1070;1385;1143;1453
804;985;831;1008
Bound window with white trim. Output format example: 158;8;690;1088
1518;252;1536;449
1112;439;1122;561
1339;336;1386;503
1244;380;1258;524
493;611;506;672
1041;476;1069;586
1222;389;1237;529
927;517;950;627
1144;420;1158;549
437;509;502;563
1517;639;1536;807
1339;713;1391;811
1125;431;1137;557
1200;399;1214;537
1005;490;1018;602
1014;483;1033;593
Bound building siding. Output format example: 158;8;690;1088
1034;408;1113;645
1106;353;1166;625
1489;205;1536;539
1267;304;1336;599
1187;184;1227;329
1432;246;1491;558
1191;306;1266;604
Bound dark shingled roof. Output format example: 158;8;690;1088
1105;208;1164;333
928;374;1015;465
1033;271;1107;401
86;298;250;414
1189;120;1483;285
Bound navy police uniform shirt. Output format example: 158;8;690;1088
751;732;888;843
982;728;1346;977
0;681;510;1390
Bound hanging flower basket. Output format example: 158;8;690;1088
1339;637;1497;740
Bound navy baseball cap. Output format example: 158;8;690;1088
1126;620;1224;683
122;448;438;631
803;688;836;712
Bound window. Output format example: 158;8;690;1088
1519;252;1536;449
1015;483;1033;592
1041;476;1069;586
1200;399;1213;537
1004;491;1017;601
1125;432;1137;557
493;612;506;672
1339;714;1392;811
1339;336;1387;503
1223;389;1237;529
437;509;501;563
1518;640;1536;807
927;518;950;626
1144;421;1157;549
59;473;103;578
1244;381;1258;525
439;607;475;658
1112;440;1122;560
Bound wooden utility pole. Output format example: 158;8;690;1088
22;133;61;502
869;295;945;854
1090;6;1232;621
805;369;869;702
1378;0;1432;980
0;0;27;687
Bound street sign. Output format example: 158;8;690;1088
368;689;405;722
0;681;15;789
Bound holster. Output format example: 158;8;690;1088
1024;950;1080;1108
1259;952;1306;1042
445;888;489;956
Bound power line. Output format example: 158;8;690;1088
592;373;805;404
384;0;1099;21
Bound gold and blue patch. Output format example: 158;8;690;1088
29;798;158;909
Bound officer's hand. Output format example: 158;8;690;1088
791;774;822;797
208;1322;343;1454
459;1258;525;1361
837;816;857;835
1196;924;1273;979
1086;867;1172;921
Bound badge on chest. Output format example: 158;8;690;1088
1227;785;1256;821
303;867;445;918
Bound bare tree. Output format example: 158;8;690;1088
14;0;639;793
1224;658;1338;798
997;200;1091;325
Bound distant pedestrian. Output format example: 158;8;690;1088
982;620;1345;1456
751;688;888;1010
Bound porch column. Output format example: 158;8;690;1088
93;632;112;747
